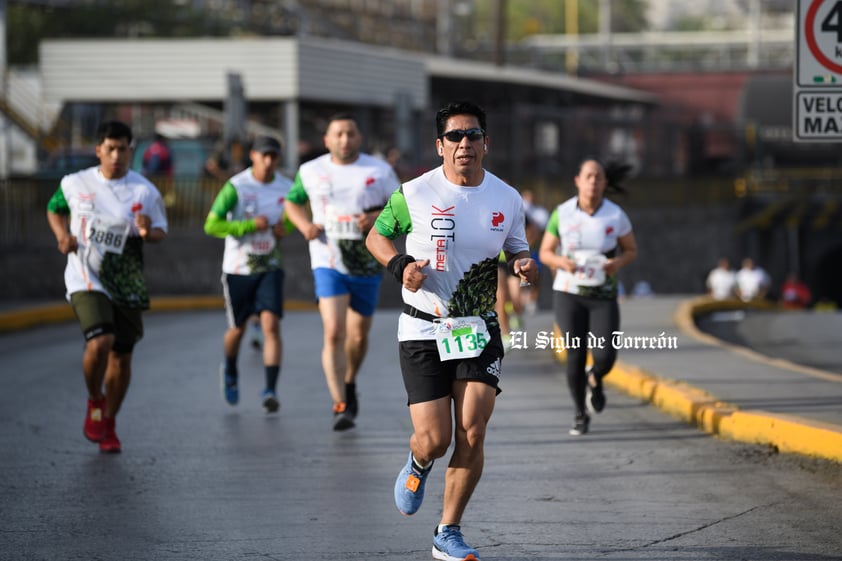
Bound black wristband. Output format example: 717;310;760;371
508;258;519;276
387;254;416;283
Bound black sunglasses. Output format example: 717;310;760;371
439;128;485;142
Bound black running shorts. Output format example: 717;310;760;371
70;290;143;353
398;322;504;405
222;269;285;327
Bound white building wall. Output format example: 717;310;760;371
40;38;299;102
297;37;427;109
39;37;427;109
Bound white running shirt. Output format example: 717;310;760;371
547;196;632;298
55;167;168;305
288;153;399;276
218;168;293;275
375;166;529;341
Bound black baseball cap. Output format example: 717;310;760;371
252;136;282;154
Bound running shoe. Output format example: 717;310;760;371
432;525;480;561
569;414;590;436
345;384;358;419
394;451;433;516
261;389;280;414
586;368;606;414
84;397;106;442
219;363;238;406
586;384;606;414
332;402;355;431
99;417;121;453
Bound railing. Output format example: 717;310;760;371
1;69;61;138
0;177;225;245
735;168;842;198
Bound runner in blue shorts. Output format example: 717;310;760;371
286;113;400;431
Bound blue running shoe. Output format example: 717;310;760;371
261;389;279;413
219;363;238;406
432;525;480;561
394;451;433;516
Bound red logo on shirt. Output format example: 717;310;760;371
131;202;143;213
491;212;505;227
277;196;285;204
365;177;376;186
606;226;614;235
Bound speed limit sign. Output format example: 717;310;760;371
795;0;842;140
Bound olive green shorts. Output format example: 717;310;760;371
70;291;144;353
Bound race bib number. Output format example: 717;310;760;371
433;316;489;361
247;231;275;255
87;216;130;255
324;205;361;240
573;251;607;286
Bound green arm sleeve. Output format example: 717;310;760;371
46;187;70;215
545;208;560;238
286;173;310;205
203;182;257;238
373;188;412;240
281;212;296;235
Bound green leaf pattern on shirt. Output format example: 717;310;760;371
447;256;499;326
100;237;149;310
577;274;619;299
339;239;383;277
246;246;284;273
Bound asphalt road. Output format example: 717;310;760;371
1;307;841;561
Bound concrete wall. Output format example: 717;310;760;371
3;205;743;307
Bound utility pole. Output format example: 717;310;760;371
747;0;761;68
0;0;9;179
493;0;506;66
599;0;612;71
436;0;452;56
565;0;579;76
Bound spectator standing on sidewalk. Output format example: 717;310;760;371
735;257;770;302
46;120;168;453
141;133;173;178
706;257;736;301
780;272;812;309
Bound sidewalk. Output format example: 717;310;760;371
2;294;841;462
603;296;842;462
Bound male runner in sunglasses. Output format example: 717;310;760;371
367;100;537;561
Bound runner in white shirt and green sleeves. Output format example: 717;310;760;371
46;120;168;454
539;159;638;437
204;136;293;414
367;101;537;561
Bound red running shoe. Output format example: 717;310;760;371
84;398;106;442
99;417;121;454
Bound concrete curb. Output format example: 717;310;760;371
553;297;842;463
0;296;318;333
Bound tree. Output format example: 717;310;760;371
8;0;233;65
473;0;649;42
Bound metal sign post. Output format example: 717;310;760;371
795;0;842;141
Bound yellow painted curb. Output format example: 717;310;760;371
0;303;76;333
720;411;842;461
0;296;318;333
552;319;842;463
